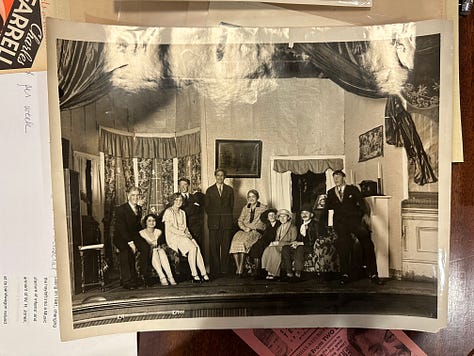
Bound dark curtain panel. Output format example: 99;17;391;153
294;41;437;185
385;95;437;184
57;40;126;110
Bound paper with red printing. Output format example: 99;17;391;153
234;328;427;356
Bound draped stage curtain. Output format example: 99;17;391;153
57;40;126;110
294;41;438;185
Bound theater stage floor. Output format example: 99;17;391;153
71;275;437;329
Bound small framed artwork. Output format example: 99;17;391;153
215;139;263;178
359;125;384;162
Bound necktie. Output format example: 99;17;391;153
337;187;343;201
218;184;222;196
300;223;308;236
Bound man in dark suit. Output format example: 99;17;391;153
205;168;234;277
178;177;205;248
114;186;151;289
282;204;319;280
326;170;381;285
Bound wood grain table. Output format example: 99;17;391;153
138;14;474;356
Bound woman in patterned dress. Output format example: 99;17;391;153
229;189;267;277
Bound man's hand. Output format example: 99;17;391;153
128;241;137;254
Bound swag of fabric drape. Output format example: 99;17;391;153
176;131;201;157
385;95;437;184
134;136;176;159
99;129;134;158
99;128;200;160
57;40;126;110
294;42;437;185
273;158;343;175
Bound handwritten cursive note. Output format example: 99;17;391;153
17;73;35;133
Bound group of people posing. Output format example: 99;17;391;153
114;168;382;290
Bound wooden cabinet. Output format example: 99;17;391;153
401;199;438;280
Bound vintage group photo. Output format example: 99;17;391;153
46;19;452;339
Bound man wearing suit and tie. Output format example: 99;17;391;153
114;186;151;289
178;177;205;247
326;170;382;285
205;168;234;277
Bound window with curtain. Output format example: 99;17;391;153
99;128;201;269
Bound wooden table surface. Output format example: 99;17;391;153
138;14;474;356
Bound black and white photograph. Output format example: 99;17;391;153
46;19;452;339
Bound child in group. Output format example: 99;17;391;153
281;204;318;280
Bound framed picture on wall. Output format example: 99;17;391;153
215;139;263;178
358;125;384;162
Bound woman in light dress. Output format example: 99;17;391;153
261;209;297;280
229;189;267;276
139;214;176;286
162;193;209;283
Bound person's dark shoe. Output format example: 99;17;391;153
192;275;202;284
123;282;137;290
339;274;351;285
202;274;211;282
370;275;384;285
144;277;155;288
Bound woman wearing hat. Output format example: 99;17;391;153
248;208;281;278
229;189;267;277
261;209;297;280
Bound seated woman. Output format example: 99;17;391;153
139;214;177;286
162;193;209;283
229;189;267;277
248;208;280;277
261;209;297;280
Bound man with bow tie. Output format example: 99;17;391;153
281;204;318;281
326;170;381;285
114;186;151;289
